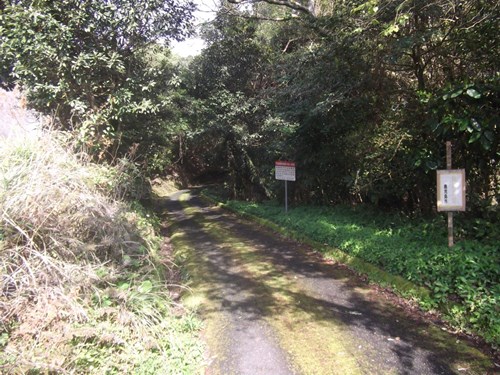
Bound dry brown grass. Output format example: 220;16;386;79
1;132;133;300
0;130;140;362
0;130;197;373
0;91;203;373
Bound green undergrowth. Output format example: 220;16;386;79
0;132;203;373
203;192;499;348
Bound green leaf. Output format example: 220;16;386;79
118;282;130;291
466;88;481;99
468;131;481;143
138;280;153;293
480;135;492;150
0;333;9;347
450;89;463;98
457;118;469;131
382;23;399;36
483;130;494;142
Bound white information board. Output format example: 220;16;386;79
275;161;296;181
437;169;466;211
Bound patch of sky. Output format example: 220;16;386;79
170;0;218;57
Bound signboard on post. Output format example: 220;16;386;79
436;169;466;212
438;142;465;247
275;161;296;213
275;161;296;181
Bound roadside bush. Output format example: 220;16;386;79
89;157;152;202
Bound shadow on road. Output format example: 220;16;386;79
156;189;492;375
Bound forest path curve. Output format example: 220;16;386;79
161;189;492;375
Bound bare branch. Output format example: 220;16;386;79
282;38;298;53
227;0;313;16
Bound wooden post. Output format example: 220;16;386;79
446;141;454;247
285;180;288;213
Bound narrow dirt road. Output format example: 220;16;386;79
162;189;492;375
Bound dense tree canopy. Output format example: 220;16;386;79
1;0;194;162
1;0;498;215
178;0;498;216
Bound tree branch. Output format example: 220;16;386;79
220;6;299;22
227;0;313;16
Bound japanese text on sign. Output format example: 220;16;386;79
275;161;296;181
437;169;466;211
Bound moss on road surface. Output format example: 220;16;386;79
161;189;493;375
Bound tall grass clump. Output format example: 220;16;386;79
0;129;203;373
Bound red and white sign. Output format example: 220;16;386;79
275;161;296;181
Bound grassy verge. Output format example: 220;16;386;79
0;131;203;373
202;191;499;348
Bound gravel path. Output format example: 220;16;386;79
163;189;492;375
